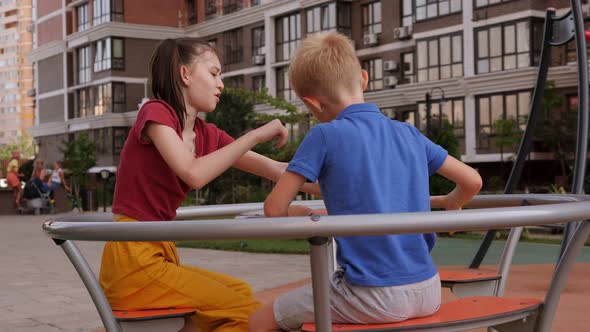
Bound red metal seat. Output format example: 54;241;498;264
301;296;542;331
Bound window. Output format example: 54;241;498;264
476;19;543;74
94;37;124;72
401;52;415;84
362;1;381;35
187;0;197;25
276;12;301;62
76;3;89;32
277;66;295;101
93;0;124;25
402;0;413;27
252;27;265;56
252;75;266;93
223;0;241;14
205;0;217;19
305;2;351;37
418;98;465;138
417;33;463;82
223;28;243;65
475;0;517;8
362;58;383;91
252;0;260;5
74;82;126;118
224;75;244;89
306;3;336;34
476;90;531;151
415;0;461;22
77;45;91;84
77;88;92;118
113;127;130;155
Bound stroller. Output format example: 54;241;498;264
21;177;54;215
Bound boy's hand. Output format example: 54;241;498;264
288;205;313;217
252;119;288;147
431;195;460;235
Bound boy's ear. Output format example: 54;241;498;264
302;96;322;113
361;69;369;92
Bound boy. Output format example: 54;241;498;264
249;32;482;331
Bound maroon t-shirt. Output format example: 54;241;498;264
112;100;234;221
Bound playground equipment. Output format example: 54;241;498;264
472;0;589;268
44;194;590;332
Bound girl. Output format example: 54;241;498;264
99;38;317;332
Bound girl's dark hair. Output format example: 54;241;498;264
149;38;218;129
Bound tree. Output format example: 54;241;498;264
204;87;304;204
0;131;36;160
429;118;461;195
61;134;97;210
534;81;574;182
492;117;522;178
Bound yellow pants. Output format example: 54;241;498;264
99;215;260;332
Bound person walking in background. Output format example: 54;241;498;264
250;32;482;331
6;150;23;209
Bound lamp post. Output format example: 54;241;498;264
424;87;446;138
99;169;111;212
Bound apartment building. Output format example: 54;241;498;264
0;0;33;146
29;0;588;184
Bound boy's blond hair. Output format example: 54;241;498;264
289;32;362;102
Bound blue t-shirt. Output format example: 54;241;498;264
287;103;448;287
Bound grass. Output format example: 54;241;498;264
176;230;581;255
176;239;310;254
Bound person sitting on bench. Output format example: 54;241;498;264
250;32;483;331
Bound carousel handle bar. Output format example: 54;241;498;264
44;194;590;242
43;194;590;332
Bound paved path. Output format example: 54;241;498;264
2;212;589;331
0;213;310;332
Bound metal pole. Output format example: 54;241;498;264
59;240;121;332
469;9;556;269
308;236;332;332
425;92;431;138
561;0;589;257
103;179;107;212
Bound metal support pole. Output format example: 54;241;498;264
561;0;589;258
425;92;431;138
59;240;121;332
308;236;332;332
470;9;556;269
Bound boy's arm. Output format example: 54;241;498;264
430;155;482;210
264;171;312;217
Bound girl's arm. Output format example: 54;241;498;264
233;151;322;196
264;171;309;217
430;156;483;210
146;119;287;190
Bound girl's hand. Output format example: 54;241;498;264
288;205;313;217
251;119;288;147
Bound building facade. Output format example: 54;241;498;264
0;0;34;146
29;0;588;185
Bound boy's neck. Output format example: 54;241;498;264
328;94;365;118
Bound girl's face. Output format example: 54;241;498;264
181;50;224;114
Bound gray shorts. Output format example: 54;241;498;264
273;271;441;331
